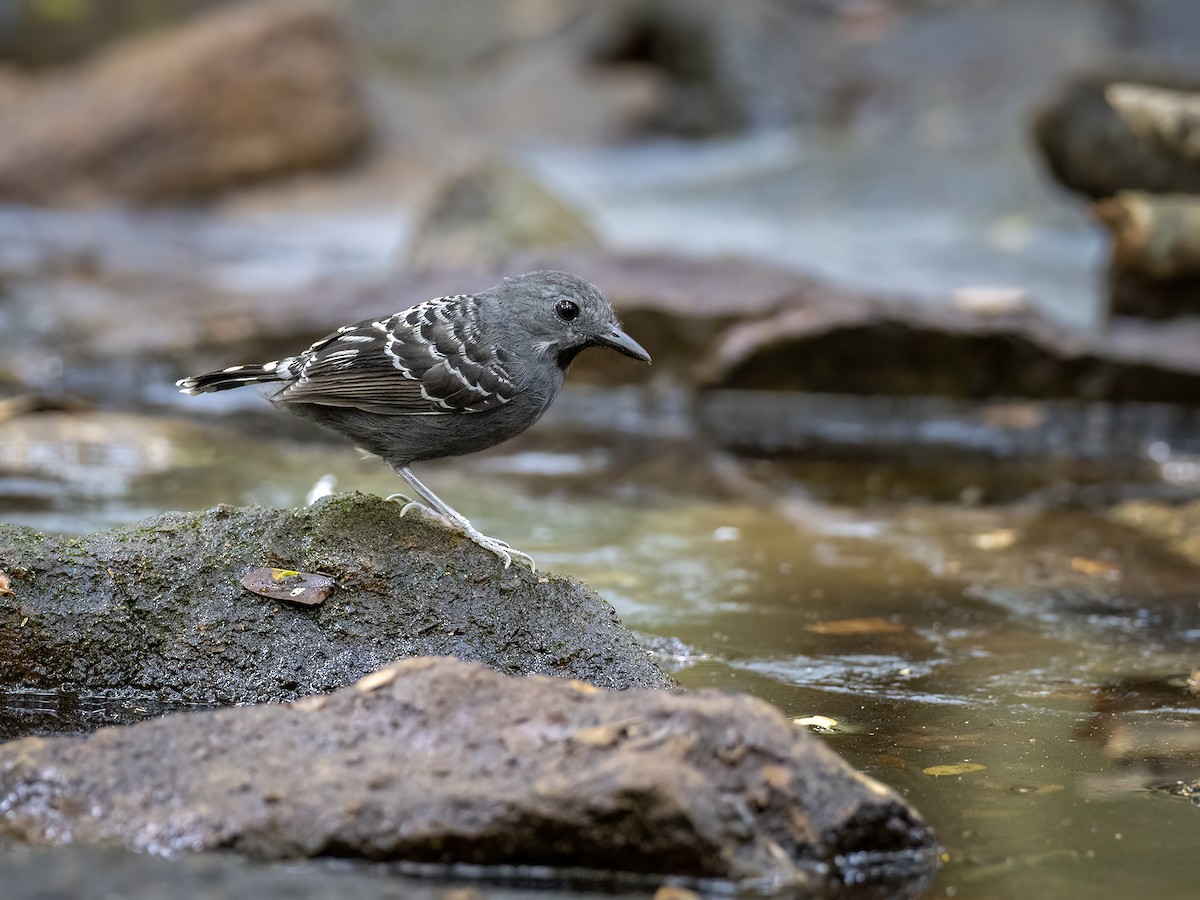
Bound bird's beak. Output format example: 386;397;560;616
597;323;652;364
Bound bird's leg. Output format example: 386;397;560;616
391;464;536;571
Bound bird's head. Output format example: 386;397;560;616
492;271;651;370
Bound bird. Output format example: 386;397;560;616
176;270;651;570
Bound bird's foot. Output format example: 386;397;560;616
385;491;414;505
397;500;536;571
462;528;537;572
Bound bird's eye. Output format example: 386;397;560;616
555;299;580;322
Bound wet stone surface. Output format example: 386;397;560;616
0;493;672;706
0;656;938;896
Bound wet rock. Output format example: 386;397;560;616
406;159;598;271
1107;267;1200;320
1094;192;1200;281
0;493;671;703
701;298;1200;404
0;2;367;205
0;657;938;894
1106;83;1200;168
1033;70;1200;199
1095;192;1200;320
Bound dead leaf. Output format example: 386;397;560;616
241;567;335;606
0;571;12;597
923;763;987;777
1070;557;1121;579
806;617;905;636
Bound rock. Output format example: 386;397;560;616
0;2;367;205
1093;192;1200;282
1033;70;1200;199
405;158;598;271
701;298;1200;403
1094;192;1200;320
1107;267;1200;321
0;657;938;894
1106;84;1200;168
0;494;671;704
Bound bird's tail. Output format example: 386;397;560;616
176;360;287;395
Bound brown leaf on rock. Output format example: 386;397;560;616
241;567;335;606
0;570;12;597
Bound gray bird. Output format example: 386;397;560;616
176;271;651;569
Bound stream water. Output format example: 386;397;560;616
3;387;1199;899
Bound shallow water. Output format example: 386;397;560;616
3;398;1199;899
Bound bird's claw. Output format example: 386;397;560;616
463;529;536;572
385;491;414;505
393;498;536;571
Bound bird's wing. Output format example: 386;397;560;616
271;296;518;415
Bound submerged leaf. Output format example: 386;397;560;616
806;617;905;635
923;762;986;777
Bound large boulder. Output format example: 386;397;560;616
0;493;672;707
0;656;938;894
0;2;367;204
